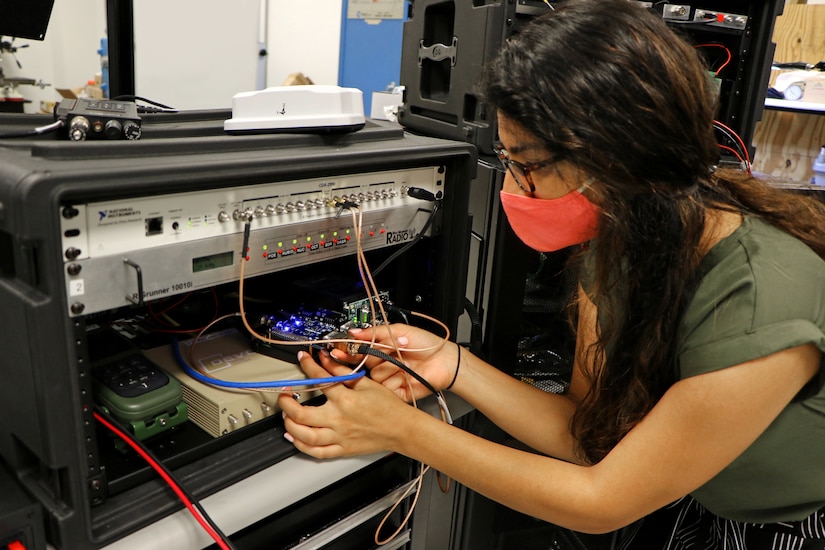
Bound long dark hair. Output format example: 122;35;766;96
478;0;825;463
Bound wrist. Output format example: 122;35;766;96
391;400;447;458
444;342;462;391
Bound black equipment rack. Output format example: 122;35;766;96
0;110;475;549
398;0;784;161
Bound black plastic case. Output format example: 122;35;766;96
398;0;783;159
398;0;548;156
0;110;475;549
0;462;45;550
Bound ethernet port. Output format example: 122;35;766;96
145;216;163;236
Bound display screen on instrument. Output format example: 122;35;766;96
192;251;234;273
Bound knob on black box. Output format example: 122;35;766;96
54;98;142;141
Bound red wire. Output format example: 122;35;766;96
693;43;732;76
145;288;221;335
147;292;193;323
717;144;744;164
714;119;751;165
93;411;231;550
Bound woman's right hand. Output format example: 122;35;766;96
330;323;460;402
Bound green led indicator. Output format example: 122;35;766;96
292;239;298;245
262;245;268;251
333;231;338;237
346;229;351;234
306;236;312;242
278;241;283;247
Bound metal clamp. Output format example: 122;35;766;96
123;258;145;306
418;37;458;67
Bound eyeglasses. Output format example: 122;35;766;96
494;144;558;194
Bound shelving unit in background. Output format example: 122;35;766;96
752;3;825;185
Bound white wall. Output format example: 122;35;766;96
134;0;264;110
1;0;342;113
0;0;107;113
134;0;342;110
267;0;342;87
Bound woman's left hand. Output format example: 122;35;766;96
277;349;416;459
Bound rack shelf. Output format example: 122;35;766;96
765;97;825;116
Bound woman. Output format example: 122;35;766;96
278;1;825;547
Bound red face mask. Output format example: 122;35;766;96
499;184;599;252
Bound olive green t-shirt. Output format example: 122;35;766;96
677;216;825;523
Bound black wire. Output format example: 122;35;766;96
0;119;64;139
666;19;715;26
713;121;749;162
388;304;410;325
357;344;440;397
462;297;484;356
242;220;252;257
111;94;177;110
372;202;440;277
93;405;237;550
111;94;179;114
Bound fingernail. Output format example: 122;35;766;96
349;328;363;334
297;351;306;360
282;411;287;419
398;336;409;346
284;432;294;443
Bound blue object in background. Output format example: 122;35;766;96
98;37;109;98
814;145;825;186
338;1;407;116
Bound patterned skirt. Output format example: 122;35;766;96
616;496;825;550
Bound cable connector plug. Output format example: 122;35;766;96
356;345;440;396
240;221;251;260
331;341;367;356
355;343;453;424
335;200;360;219
406;187;438;202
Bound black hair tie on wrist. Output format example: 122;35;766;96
445;343;461;391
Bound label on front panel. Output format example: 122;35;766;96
261;224;360;262
62;166;446;317
386;228;417;244
69;279;85;296
70;166;442;260
97;206;143;225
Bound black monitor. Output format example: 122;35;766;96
0;0;55;40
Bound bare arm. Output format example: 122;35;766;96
335;323;584;462
446;347;580;462
449;283;600;461
279;342;820;533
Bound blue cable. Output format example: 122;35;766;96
172;338;365;389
